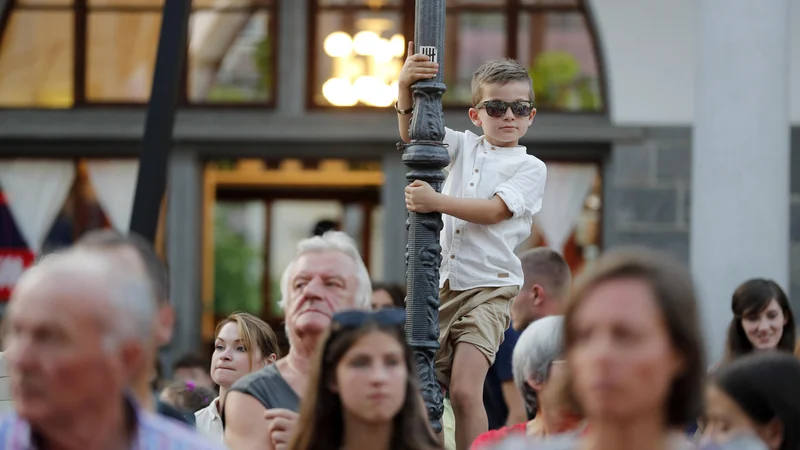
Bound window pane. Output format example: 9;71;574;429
88;0;163;6
319;0;402;7
517;12;602;110
192;0;273;8
188;10;274;103
448;0;505;6
17;0;73;5
443;12;504;105
86;12;160;102
0;11;73;108
313;10;404;107
521;0;580;5
269;201;344;316
214;201;266;316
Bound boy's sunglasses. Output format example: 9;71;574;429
475;100;535;118
331;307;406;330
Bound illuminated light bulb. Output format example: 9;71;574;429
373;83;396;107
372;39;394;63
389;34;406;57
322;78;358;106
353;75;382;105
354;76;395;107
353;30;381;56
324;31;353;57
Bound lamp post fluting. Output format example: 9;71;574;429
401;0;448;434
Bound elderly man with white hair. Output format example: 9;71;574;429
0;251;222;450
472;316;585;449
224;231;372;450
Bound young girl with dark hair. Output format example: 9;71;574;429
288;308;438;450
702;352;800;450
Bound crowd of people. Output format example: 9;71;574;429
1;229;799;450
0;49;799;450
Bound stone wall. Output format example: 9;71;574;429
603;127;692;263
603;126;800;314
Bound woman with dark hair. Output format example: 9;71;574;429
495;247;706;450
288;308;438;450
702;352;800;450
371;282;406;310
725;279;795;361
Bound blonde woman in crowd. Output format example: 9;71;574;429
195;312;281;443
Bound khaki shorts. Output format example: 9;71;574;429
434;280;519;387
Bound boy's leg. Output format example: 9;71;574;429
449;342;490;450
445;285;517;449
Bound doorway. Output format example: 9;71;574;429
202;158;383;352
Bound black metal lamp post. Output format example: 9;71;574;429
402;0;448;434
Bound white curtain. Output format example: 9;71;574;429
536;163;598;253
85;160;140;233
0;160;76;254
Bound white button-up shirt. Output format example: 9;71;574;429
438;128;547;291
195;397;224;444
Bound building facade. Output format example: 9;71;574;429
0;0;798;362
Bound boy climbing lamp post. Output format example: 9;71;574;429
401;0;448;433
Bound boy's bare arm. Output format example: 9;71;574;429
405;180;512;225
435;194;512;225
397;41;439;143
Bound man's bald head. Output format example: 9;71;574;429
73;230;174;347
75;230;169;306
5;251;155;425
520;248;571;301
11;251;156;347
510;248;572;331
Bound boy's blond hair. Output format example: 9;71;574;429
471;59;535;106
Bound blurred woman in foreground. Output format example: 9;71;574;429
495;248;705;450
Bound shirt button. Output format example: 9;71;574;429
455;229;460;234
469;182;474;186
474;169;479;173
450;255;455;259
491;146;496;151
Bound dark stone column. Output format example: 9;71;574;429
401;0;448;434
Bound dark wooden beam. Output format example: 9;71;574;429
129;0;191;242
0;0;14;53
